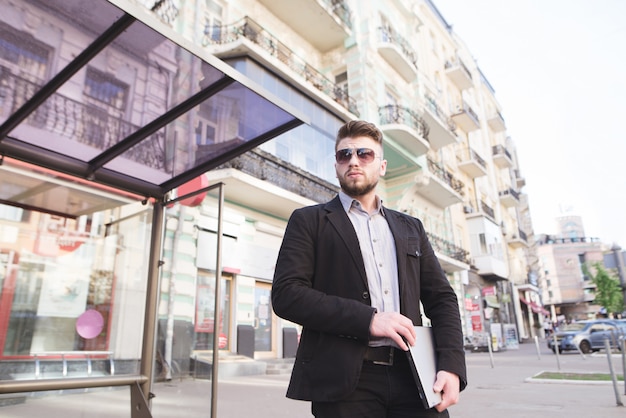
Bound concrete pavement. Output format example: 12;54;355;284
1;339;624;417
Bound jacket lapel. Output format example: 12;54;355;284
325;196;369;289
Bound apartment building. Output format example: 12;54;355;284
0;0;544;413
181;0;541;349
537;214;605;321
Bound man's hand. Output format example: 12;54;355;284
369;312;416;350
433;370;460;412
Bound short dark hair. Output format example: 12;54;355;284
335;120;383;150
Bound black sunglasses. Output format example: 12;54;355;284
335;148;379;164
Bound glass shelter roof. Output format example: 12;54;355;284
0;0;306;216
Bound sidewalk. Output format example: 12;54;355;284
1;340;624;417
211;340;626;418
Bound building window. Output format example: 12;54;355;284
84;67;128;111
0;25;50;81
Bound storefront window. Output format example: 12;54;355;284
0;201;152;377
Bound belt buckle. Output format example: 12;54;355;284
373;347;394;366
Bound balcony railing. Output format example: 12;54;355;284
324;0;353;29
427;232;470;265
456;146;487;175
492;144;512;160
424;94;456;132
203;17;359;116
481;200;495;219
538;235;601;245
378;105;429;142
499;187;520;207
0;67;168;171
377;26;418;69
149;0;180;26
426;157;465;196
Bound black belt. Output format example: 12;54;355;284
363;346;402;366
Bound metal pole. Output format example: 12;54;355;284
487;331;494;368
210;183;225;418
604;338;624;406
622;339;626;396
139;201;166;408
552;332;561;371
533;335;541;360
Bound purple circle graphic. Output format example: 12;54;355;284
76;309;104;339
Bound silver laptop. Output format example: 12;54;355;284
405;326;443;409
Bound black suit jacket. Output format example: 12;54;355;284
271;196;467;401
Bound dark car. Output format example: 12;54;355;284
547;320;622;354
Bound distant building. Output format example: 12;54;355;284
536;215;605;321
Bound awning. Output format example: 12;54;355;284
0;0;307;216
519;296;550;316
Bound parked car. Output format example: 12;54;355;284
547;320;622;354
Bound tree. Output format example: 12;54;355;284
584;262;624;316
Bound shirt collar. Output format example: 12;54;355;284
338;191;385;216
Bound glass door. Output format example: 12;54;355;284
254;282;273;356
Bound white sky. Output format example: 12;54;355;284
433;0;626;247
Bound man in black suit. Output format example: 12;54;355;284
272;120;466;417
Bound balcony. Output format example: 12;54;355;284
422;94;457;149
427;232;470;273
444;58;473;90
487;111;506;132
464;199;496;223
376;26;418;82
204;17;359;116
379;105;429;157
414;157;464;208
0;68;167;172
499;187;520;207
507;228;529;249
257;0;352;52
211;149;338;219
492;144;513;168
450;101;480;132
514;169;526;188
456;147;487;178
466;216;508;280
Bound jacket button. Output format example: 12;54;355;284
362;291;369;299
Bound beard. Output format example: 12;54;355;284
338;176;378;197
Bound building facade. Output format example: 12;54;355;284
537;214;605;322
0;0;547;411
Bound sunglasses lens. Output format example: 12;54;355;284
335;149;353;163
335;148;377;163
356;148;375;163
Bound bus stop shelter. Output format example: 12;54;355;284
0;0;306;416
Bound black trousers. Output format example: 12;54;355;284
311;350;449;418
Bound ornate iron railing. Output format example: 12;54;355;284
378;105;429;142
148;0;180;25
427;232;470;264
455;100;479;124
499;187;520;201
424;94;457;132
480;200;495;219
322;0;353;29
444;58;472;82
0;67;168;171
377;26;418;69
203;17;360;116
426;156;465;196
217;148;338;203
456;147;487;170
492;144;512;161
